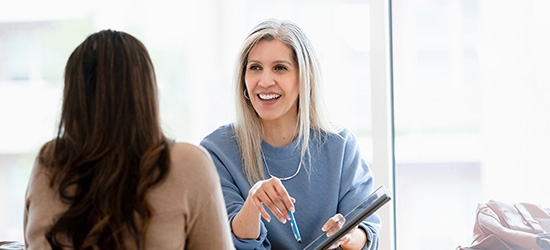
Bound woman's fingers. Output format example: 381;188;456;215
250;190;272;222
267;178;295;212
321;214;357;250
262;192;288;223
322;214;345;236
328;233;352;249
248;177;295;223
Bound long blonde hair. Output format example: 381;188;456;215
234;18;340;185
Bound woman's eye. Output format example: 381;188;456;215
248;65;261;70
275;65;288;71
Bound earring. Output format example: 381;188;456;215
244;89;250;100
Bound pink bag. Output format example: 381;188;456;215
457;200;550;250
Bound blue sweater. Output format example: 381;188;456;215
200;124;380;250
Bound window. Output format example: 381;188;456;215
393;0;550;249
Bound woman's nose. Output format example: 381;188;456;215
258;72;275;87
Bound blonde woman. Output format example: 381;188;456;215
201;19;381;250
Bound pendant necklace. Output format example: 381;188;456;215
262;150;301;181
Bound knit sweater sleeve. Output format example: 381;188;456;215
338;129;381;250
200;125;270;250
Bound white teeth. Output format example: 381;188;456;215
258;94;281;100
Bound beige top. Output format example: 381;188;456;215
24;142;235;250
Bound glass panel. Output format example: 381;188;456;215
0;0;373;242
392;0;550;249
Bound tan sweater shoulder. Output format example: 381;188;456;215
148;142;234;249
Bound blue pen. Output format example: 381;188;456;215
288;210;302;243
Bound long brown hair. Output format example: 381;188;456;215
39;30;169;249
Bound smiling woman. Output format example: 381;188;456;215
199;18;380;250
0;0;375;245
245;39;300;142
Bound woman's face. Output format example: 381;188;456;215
244;39;299;125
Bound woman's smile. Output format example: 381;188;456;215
245;39;299;123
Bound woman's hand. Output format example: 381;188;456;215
322;214;350;249
321;214;366;250
247;177;295;223
232;177;295;239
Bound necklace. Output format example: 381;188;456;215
261;150;301;181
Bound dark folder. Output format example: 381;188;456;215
303;185;392;250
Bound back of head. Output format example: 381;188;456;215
62;29;161;150
42;29;169;249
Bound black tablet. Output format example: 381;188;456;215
303;185;392;250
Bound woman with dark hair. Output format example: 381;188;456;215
24;30;234;250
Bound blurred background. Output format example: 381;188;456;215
1;0;549;249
